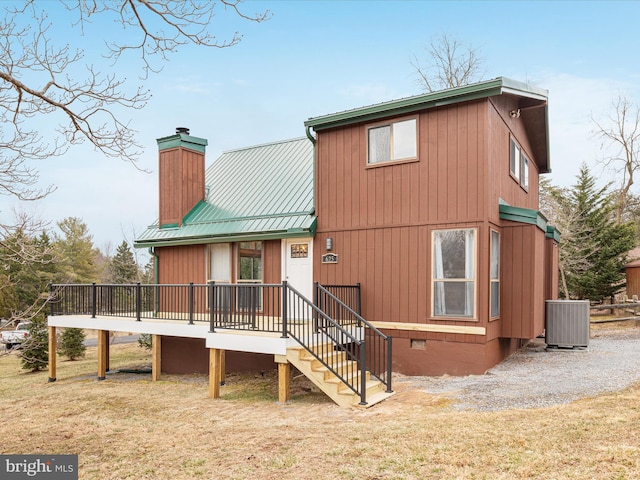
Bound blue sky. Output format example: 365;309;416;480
4;0;640;252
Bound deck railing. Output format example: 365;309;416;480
314;283;391;393
49;281;392;404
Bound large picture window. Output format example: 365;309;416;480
433;229;476;318
368;118;417;164
490;230;500;318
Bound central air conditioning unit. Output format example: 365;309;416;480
545;300;590;348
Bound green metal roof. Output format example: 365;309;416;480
305;76;550;173
135;138;316;248
157;132;208;153
499;204;548;233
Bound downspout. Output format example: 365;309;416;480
148;247;159;284
148;247;160;314
306;125;317;218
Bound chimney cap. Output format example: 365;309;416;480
176;127;190;135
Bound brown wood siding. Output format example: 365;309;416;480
314;223;489;344
501;223;546;339
487;97;540;227
626;266;640;300
262;240;281;285
158;147;205;227
261;240;282;317
316;101;488;233
157;245;207;284
545;238;559;300
314;102;493;345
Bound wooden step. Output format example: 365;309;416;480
311;360;358;380
286;345;394;408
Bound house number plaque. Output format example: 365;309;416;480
321;253;338;264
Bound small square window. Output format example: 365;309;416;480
368;118;417;164
290;243;308;258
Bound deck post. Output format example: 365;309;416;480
208;281;215;333
386;337;393;393
281;281;288;338
91;283;97;318
208;348;222;398
189;282;194;325
48;326;57;383
277;361;291;403
136;282;142;321
220;350;226;386
97;330;109;380
151;334;161;381
359;338;367;406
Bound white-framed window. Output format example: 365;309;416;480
238;241;262;282
490;230;500;318
208;243;231;282
367;118;417;164
521;153;529;190
237;241;263;310
510;137;520;180
432;228;476;318
510;137;529;191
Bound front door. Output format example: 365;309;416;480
283;238;313;301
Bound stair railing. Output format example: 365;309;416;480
315;283;392;395
282;282;371;404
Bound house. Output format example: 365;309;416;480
305;77;559;375
47;77;559;405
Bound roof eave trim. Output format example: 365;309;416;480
304;77;549;131
134;227;316;249
499;204;548;233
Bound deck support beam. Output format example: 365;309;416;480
97;330;109;380
220;350;226;385
209;348;223;398
276;357;291;403
152;334;161;381
48;326;57;383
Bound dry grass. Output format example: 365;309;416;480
1;326;640;479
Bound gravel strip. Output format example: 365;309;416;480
397;327;640;411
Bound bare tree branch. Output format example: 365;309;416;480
0;0;269;201
412;33;485;92
592;94;640;223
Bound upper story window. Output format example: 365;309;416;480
509;137;529;191
367;118;417;164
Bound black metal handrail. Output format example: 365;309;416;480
315;283;392;393
48;281;392;404
319;283;361;315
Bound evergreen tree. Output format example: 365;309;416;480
111;241;139;284
0;228;57;324
19;314;48;372
58;328;87;360
55;217;99;283
546;165;637;301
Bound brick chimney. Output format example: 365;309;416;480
157;127;208;228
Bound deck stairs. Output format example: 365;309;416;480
286;344;394;408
